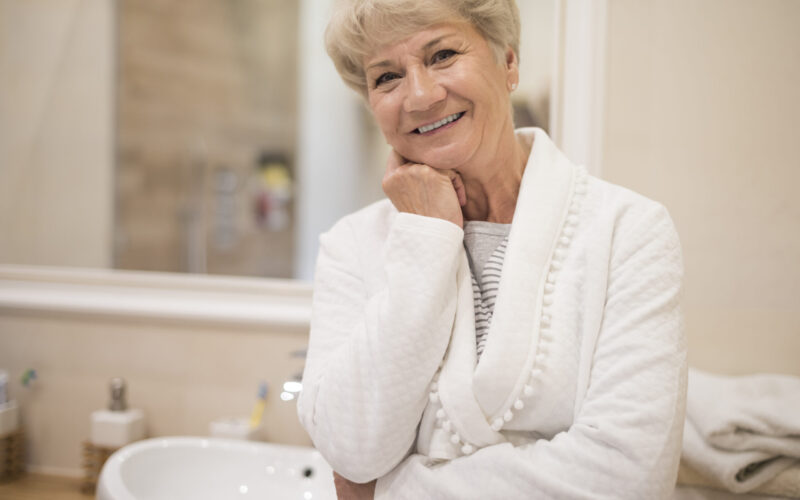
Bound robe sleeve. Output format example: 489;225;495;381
297;211;464;483
375;204;688;499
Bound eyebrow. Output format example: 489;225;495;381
365;33;457;72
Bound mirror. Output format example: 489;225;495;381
114;0;301;278
0;0;555;280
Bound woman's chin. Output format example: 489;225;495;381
402;147;472;171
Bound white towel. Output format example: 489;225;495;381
678;460;800;498
683;368;800;493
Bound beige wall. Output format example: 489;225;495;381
602;0;800;375
0;312;311;475
0;0;113;268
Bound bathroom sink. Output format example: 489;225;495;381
96;437;336;500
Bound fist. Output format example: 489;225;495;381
382;150;466;228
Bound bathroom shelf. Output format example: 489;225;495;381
0;428;24;482
0;265;312;332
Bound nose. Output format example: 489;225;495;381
403;66;445;113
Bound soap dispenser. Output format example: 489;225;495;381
90;378;145;448
0;370;19;438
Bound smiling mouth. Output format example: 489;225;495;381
414;112;465;134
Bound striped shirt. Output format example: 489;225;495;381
463;221;511;361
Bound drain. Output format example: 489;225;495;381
302;466;314;478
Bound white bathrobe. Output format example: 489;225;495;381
298;128;687;499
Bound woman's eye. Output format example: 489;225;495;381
432;49;457;64
375;72;400;87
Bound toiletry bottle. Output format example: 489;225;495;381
0;370;19;437
90;378;145;448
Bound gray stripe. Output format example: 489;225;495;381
470;235;509;362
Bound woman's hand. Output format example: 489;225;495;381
382;149;467;228
333;472;376;500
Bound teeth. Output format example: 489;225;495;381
417;112;462;133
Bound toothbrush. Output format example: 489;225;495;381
249;382;268;429
21;368;37;387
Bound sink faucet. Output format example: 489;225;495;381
281;348;306;401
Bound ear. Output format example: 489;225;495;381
504;46;519;91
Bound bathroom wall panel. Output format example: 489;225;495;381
601;0;800;375
0;313;311;475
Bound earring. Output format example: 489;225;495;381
510;82;518;91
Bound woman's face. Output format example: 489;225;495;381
364;21;518;171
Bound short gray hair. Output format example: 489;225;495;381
325;0;521;96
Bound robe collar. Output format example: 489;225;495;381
430;128;585;454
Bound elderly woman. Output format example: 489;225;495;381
297;0;687;498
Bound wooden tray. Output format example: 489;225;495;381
80;441;119;494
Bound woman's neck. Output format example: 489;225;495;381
459;131;530;223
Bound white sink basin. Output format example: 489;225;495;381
96;437;336;500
